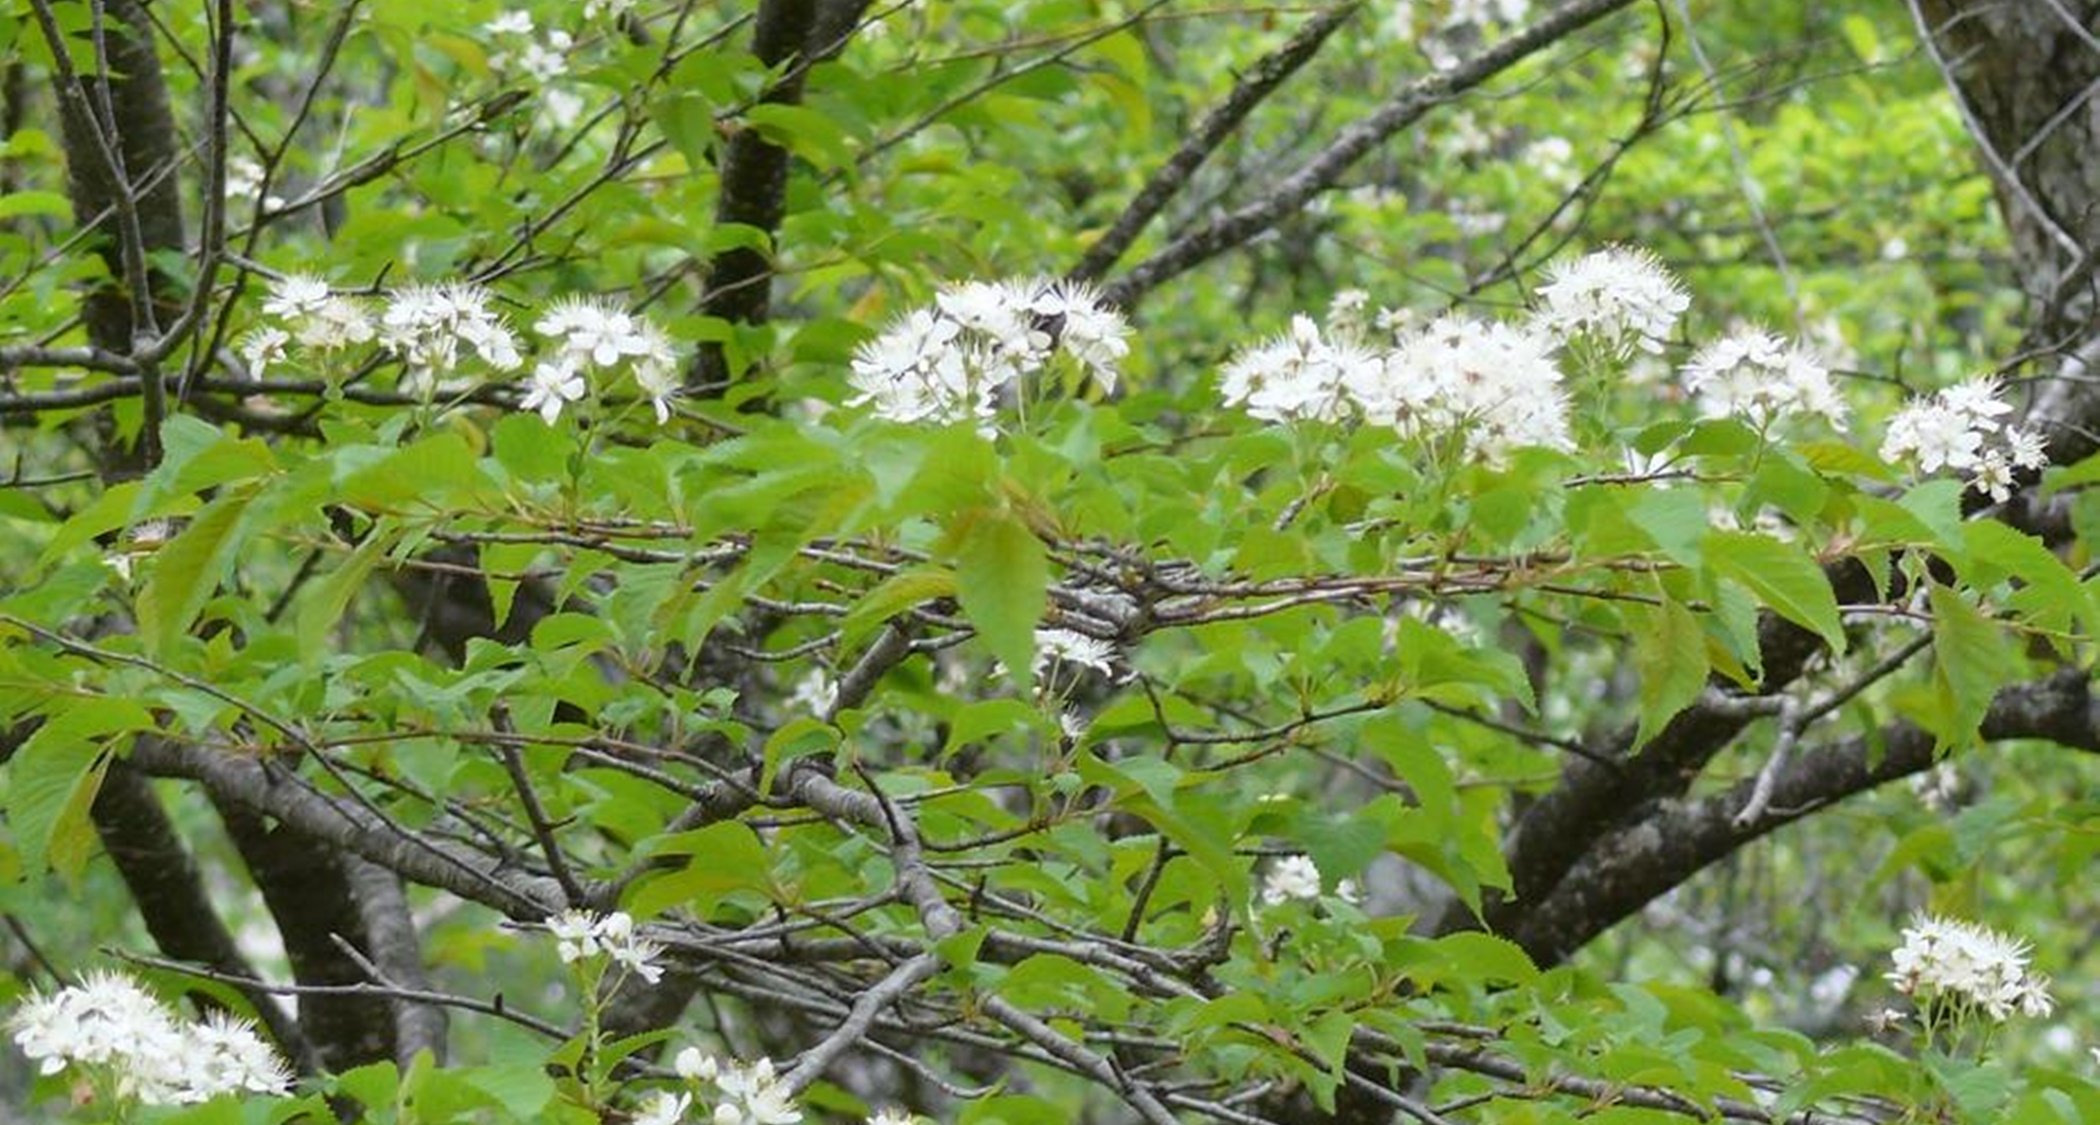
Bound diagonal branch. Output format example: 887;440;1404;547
1069;2;1362;283
1101;0;1642;307
1504;668;2100;962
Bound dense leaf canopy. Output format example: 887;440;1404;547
0;2;2097;1124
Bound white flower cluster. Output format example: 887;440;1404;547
1221;307;1573;461
549;909;664;983
1220;314;1374;425
1531;245;1688;356
250;275;679;424
1879;376;2047;502
1886;913;2052;1020
382;282;525;391
1033;627;1118;679
1259;855;1362;906
8;971;292;1106
257;273;375;353
223;155;286;214
533;296;680;423
848;278;1130;427
1679;328;1847;432
485;13;573;83
672;1049;804;1125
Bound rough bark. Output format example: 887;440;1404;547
1913;0;2100;457
89;767;316;1070
212;796;398;1070
1506;670;2100;963
47;0;186;356
687;0;824;391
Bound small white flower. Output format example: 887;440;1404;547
1971;450;2015;503
1884;913;2046;1022
789;670;838;715
536;296;655;369
239;326;289;376
1531;246;1688;356
549;910;601;962
263;274;331;320
1028;279;1130;390
636;1090;693;1125
1033;628;1117;678
675;1047;719;1082
868;1111;918;1125
2006;426;2049;470
1260;855;1323;905
485;11;534;37
521;359;587;424
1680;328;1846;431
1219;314;1376;424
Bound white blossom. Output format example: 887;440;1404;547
868;1111;918;1125
1365;314;1572;461
1880;375;2046;499
536;296;656;369
224;156;286;212
676;1047;720;1082
636;1090;693;1125
381;281;520;386
850;277;1127;427
706;1057;802;1125
849;308;984;426
1033;628;1117;678
184;1010;293;1100
1531;246;1688;356
1679;329;1846;431
239;326;289;376
521;359;587;424
1885;913;2049;1022
263;274;331;321
549;909;602;963
1219;314;1377;424
1028;279;1130;390
7;971;290;1106
1260;855;1324;905
789;669;838;715
484;11;534;36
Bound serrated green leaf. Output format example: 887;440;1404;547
1704;531;1845;654
1929;583;2009;745
952;509;1048;693
136;487;257;657
8;699;150;878
1633;597;1708;747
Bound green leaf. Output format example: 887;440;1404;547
628;823;774;918
761;718;841;793
135;487;256;657
297;523;400;661
744;104;853;171
952;509;1048;692
1632;597;1708;747
1929;583;2009;745
1627;486;1706;566
842;565;958;652
9;699;151;878
1703;531;1846;655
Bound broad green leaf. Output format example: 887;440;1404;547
8;699;151;878
1929;583;2009;745
951;509;1048;692
136;486;257;657
842;565;959;652
1704;531;1845;654
1633;597;1708;747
